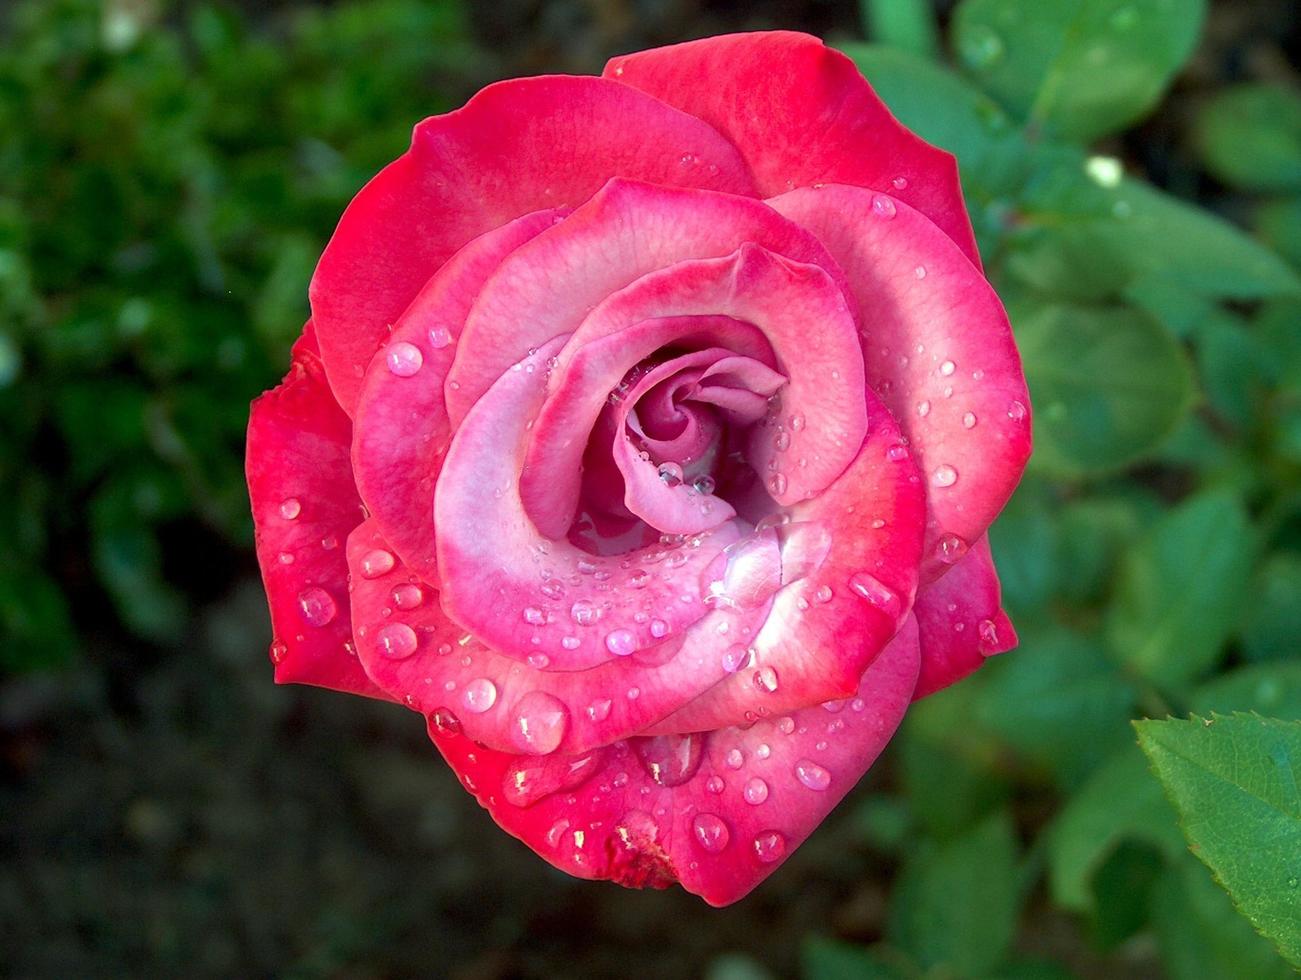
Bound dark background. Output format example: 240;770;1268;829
1;1;1298;977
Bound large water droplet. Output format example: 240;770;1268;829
939;359;956;376
932;464;958;488
795;759;832;791
360;549;395;578
430;707;462;737
386;341;423;377
743;777;769;805
633;732;704;787
725;748;744;770
510;691;569;754
1008;400;1027;421
503;748;601;807
391;583;424;610
934;533;969;565
570;599;598;626
753;830;787;864
753;666;779;693
703;528;782;610
461;677;498;713
657;461;684;487
278;497;301;520
977;618;1000;653
296;587;337;627
872;194;896;219
722;644;751;673
376;622;418;659
604;628;637;656
692;813;730;853
848;572;902;620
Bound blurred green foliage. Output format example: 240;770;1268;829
807;0;1301;975
0;0;477;668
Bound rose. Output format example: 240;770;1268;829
245;31;1031;906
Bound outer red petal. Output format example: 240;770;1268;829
310;77;759;414
427;615;920;907
245;322;390;700
912;535;1017;699
603;31;980;266
768;184;1031;580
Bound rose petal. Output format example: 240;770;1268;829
426;614;920;906
435;339;740;668
603;31;980;266
245;322;389;700
311;78;758;413
645;388;926;732
912;535;1017;699
347;519;772;756
768;184;1031;581
444;179;852;428
351;209;565;582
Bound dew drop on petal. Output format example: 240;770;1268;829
705;775;725;794
360;549;395;578
1008;400;1027;421
376;622;418;659
892;175;908;190
570;599;598;626
692;812;730;853
430;707;462;737
561;635;581;651
963;412;978;429
978;618;1000;653
509;691;569;755
914;265;927;280
777;716;795;735
523;606;546;626
391;583;423;609
427;325;453;349
722;644;750;673
605;628;637;656
939;359;956;376
755;743;771;760
634;732;703;787
743;777;769;805
725;748;744;770
871;194;896;218
768;472;788;496
649;619;669;638
934;533;969;565
753;666;779;693
814;584;833;604
461;677;498;713
932;464;958;488
848;572;901;620
585;698;612;722
753;830;787;864
795;759;832;791
278;497;301;520
916;400;931;418
385;341;423;377
296;587;337;627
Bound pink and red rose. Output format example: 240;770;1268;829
246;31;1030;905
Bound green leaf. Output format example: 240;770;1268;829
1194;83;1301;193
1192;663;1301;720
1013;301;1194;475
1135;714;1301;967
976;627;1137;789
1087;840;1166;947
1152;852;1295;980
987;477;1061;620
1047;746;1185;914
887;811;1021;976
951;0;1206;141
1194;312;1272;430
1056;491;1157;605
1256;197;1301;269
802;937;914;980
1106;490;1256;689
859;0;940;59
1009;163;1301;301
0;563;76;673
1240;553;1301;663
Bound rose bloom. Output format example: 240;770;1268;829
246;31;1030;905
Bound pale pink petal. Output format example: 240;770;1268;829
604;31;980;265
768;184;1031;580
245;322;390;700
311;79;758;413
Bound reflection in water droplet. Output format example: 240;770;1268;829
376;622;418;659
391;583;423;609
431;707;462;736
605;629;637;656
386;341;423;377
692;812;730;852
634;732;704;787
872;195;896;219
461;677;498;713
428;325;453;349
934;533;969;565
570;599;598;626
753;830;787;863
509;691;570;755
296;587;337;627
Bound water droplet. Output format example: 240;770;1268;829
848;572;901;620
1008;400;1027;421
753;666;779;693
649;619;669;638
743;777;769;805
561;635;581;650
932;464;958;488
939;360;956;376
795;759;832;791
789;413;805;431
634;732;704;786
814;584;833;604
627;568;649;589
892;175;908;190
376;622;418;659
725;748;744;770
293;587;335;627
722;644;751;673
390;584;423;610
431;708;462;737
768;472;788;496
872;194;896;219
914;264;927;280
773;428;791;452
570;599;598;626
386;341;423;377
278;497;301;520
277;551;294;565
934;533;969;565
605;628;637;656
461;677;498;713
509;691;569;754
657;461;684;487
523;606;546;626
917;400;931;417
360;549;395;578
887;444;909;462
585;698;612;722
755;743;771;760
269;640;287;664
688;812;729;853
626;687;640;700
427;325;453;349
692;474;716;495
978;618;1000;652
706;775;725;794
546;818;570;848
540;578;565;600
320;535;339;551
753;830;787;864
962;411;978;429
